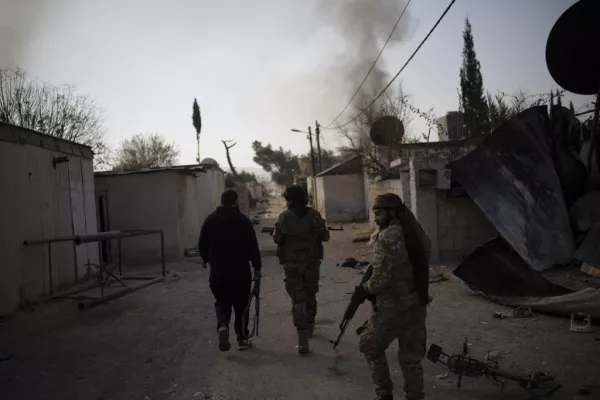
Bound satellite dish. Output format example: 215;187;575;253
200;158;219;167
370;116;405;146
546;0;600;95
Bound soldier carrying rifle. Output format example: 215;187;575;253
353;193;431;400
273;185;329;354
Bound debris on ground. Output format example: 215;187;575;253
492;307;533;319
485;350;510;362
429;273;448;284
337;258;369;269
581;263;600;278
251;219;259;225
351;231;374;243
570;313;594;333
435;372;448;380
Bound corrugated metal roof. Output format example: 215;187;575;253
94;164;216;177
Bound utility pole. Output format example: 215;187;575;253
315;121;323;172
308;126;318;207
308;126;317;178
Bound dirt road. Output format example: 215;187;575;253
1;200;598;399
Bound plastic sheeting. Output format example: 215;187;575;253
448;107;575;271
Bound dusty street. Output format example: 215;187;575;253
1;200;599;400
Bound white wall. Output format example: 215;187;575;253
95;171;180;264
0;135;98;316
95;167;225;264
364;177;403;228
316;176;326;218
320;174;366;223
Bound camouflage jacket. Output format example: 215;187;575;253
273;207;329;264
363;220;431;313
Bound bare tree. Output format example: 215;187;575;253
335;83;419;178
0;67;108;168
113;133;179;171
222;139;238;176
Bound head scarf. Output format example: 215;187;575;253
284;185;308;208
373;193;430;306
284;185;309;216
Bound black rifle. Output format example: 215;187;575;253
243;279;261;338
260;225;344;235
261;225;343;262
331;264;373;349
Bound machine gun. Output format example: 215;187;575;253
331;264;373;349
427;339;561;398
260;225;344;235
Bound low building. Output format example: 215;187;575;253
309;156;367;223
0;123;98;316
371;138;497;263
94;163;225;264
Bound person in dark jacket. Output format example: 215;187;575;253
198;189;262;351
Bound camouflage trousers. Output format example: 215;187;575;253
358;305;427;400
283;262;320;330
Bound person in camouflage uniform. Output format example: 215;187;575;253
273;185;329;354
355;193;431;400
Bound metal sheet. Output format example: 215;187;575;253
453;237;572;298
576;220;600;268
448;107;575;271
481;288;600;321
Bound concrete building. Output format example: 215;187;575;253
309;156;367;223
94;164;225;264
363;138;496;263
437;111;466;141
0;123;99;316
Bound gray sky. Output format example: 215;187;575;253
1;0;590;172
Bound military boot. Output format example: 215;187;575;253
306;322;315;338
297;329;309;354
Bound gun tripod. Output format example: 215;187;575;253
426;339;561;399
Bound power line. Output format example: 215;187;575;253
332;0;457;130
325;0;412;129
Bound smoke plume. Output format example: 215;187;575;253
317;0;411;110
0;2;44;68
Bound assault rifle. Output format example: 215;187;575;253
261;225;343;262
243;279;261;338
331;264;373;349
427;338;561;398
260;225;344;235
